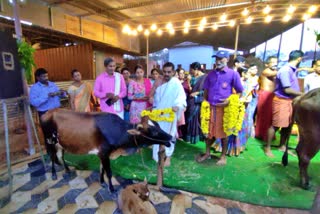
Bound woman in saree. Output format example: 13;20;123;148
128;65;152;124
68;69;97;112
184;62;207;144
237;64;259;148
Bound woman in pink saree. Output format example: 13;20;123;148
128;65;152;124
68;69;96;112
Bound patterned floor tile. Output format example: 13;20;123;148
1;157;308;214
84;171;100;186
12;173;30;192
75;195;99;209
0;185;9;200
0;190;31;213
0;178;9;188
37;185;70;213
21;208;38;214
57;188;86;209
69;176;88;189
227;207;246;214
50;171;77;189
149;188;171;205
185;203;208;214
154;202;172;214
94;187;117;205
0;194;10;209
16;174;46;191
75;208;97;214
57;203;78;214
194;199;228;214
95;201;117;214
31;174;61;195
77;182;101;198
12;164;29;175
31;189;49;202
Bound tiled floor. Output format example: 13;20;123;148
0;158;310;214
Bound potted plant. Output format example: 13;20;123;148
17;40;36;84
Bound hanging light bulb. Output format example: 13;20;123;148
263;5;271;14
264;15;273;23
144;29;150;36
220;13;227;21
169;28;175;35
184;20;190;28
166;22;173;30
122;25;130;34
302;13;311;20
242;8;249;16
229;20;236;27
183;28;189;34
131;29;138;36
137;24;143;32
156;29;163;36
287;5;296;14
282;14;291;22
245;16;253;24
200;17;207;26
150;24;157;31
212;23;218;30
198;25;204;32
308;5;317;14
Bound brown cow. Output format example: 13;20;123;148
41;109;172;192
282;88;320;189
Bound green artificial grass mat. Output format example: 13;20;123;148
64;135;320;210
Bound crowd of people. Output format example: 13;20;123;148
29;51;320;166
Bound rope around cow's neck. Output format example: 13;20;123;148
139;133;172;143
134;135;146;168
133;133;171;169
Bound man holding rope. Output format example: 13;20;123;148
149;62;187;166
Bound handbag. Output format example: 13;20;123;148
194;94;204;104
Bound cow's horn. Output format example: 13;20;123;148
137;124;143;130
141;116;149;130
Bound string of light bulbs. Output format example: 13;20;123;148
122;4;318;36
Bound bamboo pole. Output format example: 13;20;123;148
146;36;149;78
234;24;240;58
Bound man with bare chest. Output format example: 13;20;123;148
255;56;278;142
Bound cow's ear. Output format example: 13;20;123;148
127;129;141;135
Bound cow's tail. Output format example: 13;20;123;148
281;134;290;166
282;100;297;166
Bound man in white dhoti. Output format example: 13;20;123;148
149;62;187;166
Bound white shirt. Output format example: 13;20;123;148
304;72;320;93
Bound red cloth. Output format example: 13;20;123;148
271;96;293;128
208;106;227;139
255;90;274;142
144;78;152;96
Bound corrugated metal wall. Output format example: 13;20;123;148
34;44;93;81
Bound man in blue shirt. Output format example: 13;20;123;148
30;68;65;156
